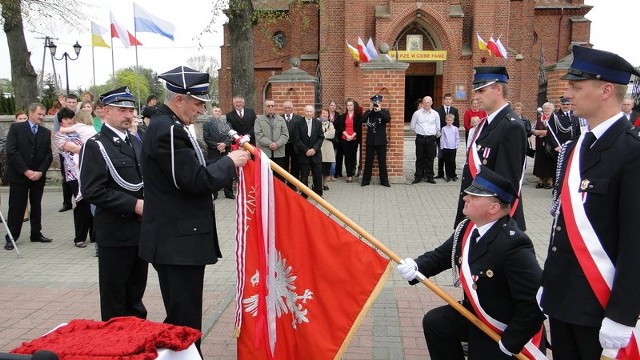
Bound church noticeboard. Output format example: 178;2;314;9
390;50;448;62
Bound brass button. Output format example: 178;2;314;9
551;246;557;252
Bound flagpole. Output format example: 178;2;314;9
133;3;141;114
110;36;115;78
92;45;96;88
229;131;530;360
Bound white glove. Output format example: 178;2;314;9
599;317;634;349
498;340;514;356
397;258;418;281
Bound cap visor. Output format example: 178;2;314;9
560;73;589;81
464;184;496;197
107;101;136;108
472;80;497;92
192;94;211;102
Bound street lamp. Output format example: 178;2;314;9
48;41;81;94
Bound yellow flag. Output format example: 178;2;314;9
477;33;487;51
91;22;110;48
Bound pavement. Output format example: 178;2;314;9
0;138;555;359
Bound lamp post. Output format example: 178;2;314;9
48;41;81;94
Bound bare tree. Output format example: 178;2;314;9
224;0;255;109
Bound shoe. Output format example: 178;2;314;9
361;182;369;187
225;193;236;199
426;178;436;184
535;183;544;189
58;204;72;212
323;186;329;191
346;178;353;183
412;178;421;184
545;184;553;189
30;235;52;243
74;241;87;248
23;217;29;222
452;176;458;181
445;177;451;182
434;175;444;179
381;183;391;187
4;243;13;250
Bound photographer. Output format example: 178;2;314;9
360;94;391;187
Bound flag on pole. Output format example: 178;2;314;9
487;36;502;58
477;33;488;51
496;37;509;59
235;150;390;360
357;37;372;62
366;37;378;60
133;3;176;41
346;42;360;61
91;22;110;48
110;12;142;48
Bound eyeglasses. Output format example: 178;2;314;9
266;104;275;107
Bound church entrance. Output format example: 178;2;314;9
404;75;434;122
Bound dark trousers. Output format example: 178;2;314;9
7;180;44;241
299;158;323;196
154;264;206;351
414;135;437;179
424;305;515;360
335;141;344;176
548;317;601;360
59;154;72;207
442;148;457;178
69;180;94;243
362;144;388;185
98;245;148;321
284;143;300;188
340;139;359;177
271;156;287;182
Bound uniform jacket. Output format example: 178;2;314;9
139;104;237;265
547;110;581;147
5;121;53;184
202;118;232;162
254;114;289;158
361;108;390;146
455;105;527;230
436;105;460;128
226;107;257;145
541;116;640;327
626;110;640;124
80;126;144;247
293;117;324;164
412;216;545;354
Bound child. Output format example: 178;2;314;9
466;116;480;150
440;113;459;181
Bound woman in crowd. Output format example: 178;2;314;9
333;98;362;183
328;100;340;180
319;109;336;190
463;99;487;143
532;102;555;189
512;102;534;158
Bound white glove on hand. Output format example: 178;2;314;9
397;258;418;281
498;340;513;356
599;317;634;349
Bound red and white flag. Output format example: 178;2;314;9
357;37;372;63
110;12;142;48
487;36;503;58
235;149;390;360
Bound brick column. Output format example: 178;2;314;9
359;47;409;184
269;60;318;115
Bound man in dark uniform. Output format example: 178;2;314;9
361;94;391;187
398;166;546;359
435;93;460;179
80;86;147;321
139;66;249;351
226;95;257;145
541;46;640;360
454;67;527;231
4;103;53;250
547;96;581;157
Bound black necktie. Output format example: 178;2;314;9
469;228;480;251
579;132;596;164
124;135;131;147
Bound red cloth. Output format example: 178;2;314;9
463;108;487;130
11;316;200;360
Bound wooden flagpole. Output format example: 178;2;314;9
229;131;529;360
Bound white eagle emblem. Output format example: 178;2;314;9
242;251;314;329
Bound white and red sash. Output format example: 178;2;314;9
560;136;640;360
466;118;526;219
458;223;546;359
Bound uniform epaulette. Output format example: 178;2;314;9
628;126;640;141
89;133;103;141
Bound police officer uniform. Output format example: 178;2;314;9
402;167;545;359
548;96;581;148
361;94;391;187
454;67;527;231
138;67;237;350
541;46;640;359
80;87;148;321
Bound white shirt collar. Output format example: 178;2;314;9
486;102;509;124
590;111;624;141
104;123;128;141
473;220;498;241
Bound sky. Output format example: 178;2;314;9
0;0;637;92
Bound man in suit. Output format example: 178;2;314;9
282;100;303;184
361;94;391;187
454;66;527;231
621;96;639;124
398;166;546;359
541;46;640;360
4;103;53;250
203;106;234;199
139;66;249;352
80;86;148;321
226;95;257;145
293;104;324;197
255;99;289;181
436;93;459;179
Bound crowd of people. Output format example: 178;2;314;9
2;45;639;360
